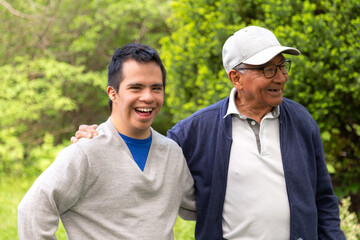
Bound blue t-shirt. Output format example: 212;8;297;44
119;133;152;171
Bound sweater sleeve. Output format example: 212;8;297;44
178;153;197;221
18;144;90;239
167;124;197;220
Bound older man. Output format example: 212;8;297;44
72;26;345;240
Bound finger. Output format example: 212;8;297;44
70;136;78;144
90;124;99;136
79;124;92;131
78;124;98;136
75;130;93;139
90;124;98;130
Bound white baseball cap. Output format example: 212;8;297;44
222;26;301;74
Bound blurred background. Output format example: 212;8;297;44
0;0;359;239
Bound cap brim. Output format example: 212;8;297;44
242;46;300;65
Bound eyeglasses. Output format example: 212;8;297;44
234;59;291;79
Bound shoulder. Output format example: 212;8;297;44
281;98;313;118
74;120;124;161
167;98;230;144
184;98;228;121
76;120;117;148
280;98;318;128
152;129;182;151
281;98;310;113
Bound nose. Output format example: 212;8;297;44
139;89;154;103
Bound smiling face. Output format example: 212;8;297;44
230;54;288;120
107;59;164;139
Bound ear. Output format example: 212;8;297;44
228;70;242;90
107;86;117;101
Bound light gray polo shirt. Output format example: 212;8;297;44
222;88;290;240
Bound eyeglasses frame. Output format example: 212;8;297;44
233;59;291;79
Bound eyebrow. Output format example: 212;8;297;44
126;83;164;88
279;58;286;63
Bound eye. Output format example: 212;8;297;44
279;62;289;73
152;86;164;91
129;85;142;90
264;66;276;74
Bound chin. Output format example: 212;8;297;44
273;97;284;106
136;122;153;131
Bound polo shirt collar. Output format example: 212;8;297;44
223;88;280;119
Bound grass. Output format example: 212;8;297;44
0;174;195;239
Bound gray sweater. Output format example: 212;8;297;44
18;118;196;239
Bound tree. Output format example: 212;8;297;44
0;57;106;175
0;0;170;70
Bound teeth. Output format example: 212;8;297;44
137;108;152;112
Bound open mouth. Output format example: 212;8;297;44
135;108;153;117
267;89;282;95
268;89;280;93
136;108;153;112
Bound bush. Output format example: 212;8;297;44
340;197;360;239
0;57;107;176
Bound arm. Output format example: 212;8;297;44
178;154;197;221
18;145;89;239
168;125;196;220
70;124;98;143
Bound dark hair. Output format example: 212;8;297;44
107;43;167;111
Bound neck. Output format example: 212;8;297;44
235;97;272;124
110;115;151;139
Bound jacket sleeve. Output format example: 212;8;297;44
313;126;346;240
17;145;89;239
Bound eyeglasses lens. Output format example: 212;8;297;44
264;61;291;78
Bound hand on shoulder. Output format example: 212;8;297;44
70;124;99;143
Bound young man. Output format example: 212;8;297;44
18;43;196;239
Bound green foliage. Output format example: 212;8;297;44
0;57;107;175
161;0;236;122
28;133;67;172
174;217;195;239
0;0;170;71
0;176;29;239
340;197;360;239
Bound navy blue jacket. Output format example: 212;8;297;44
167;97;345;240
